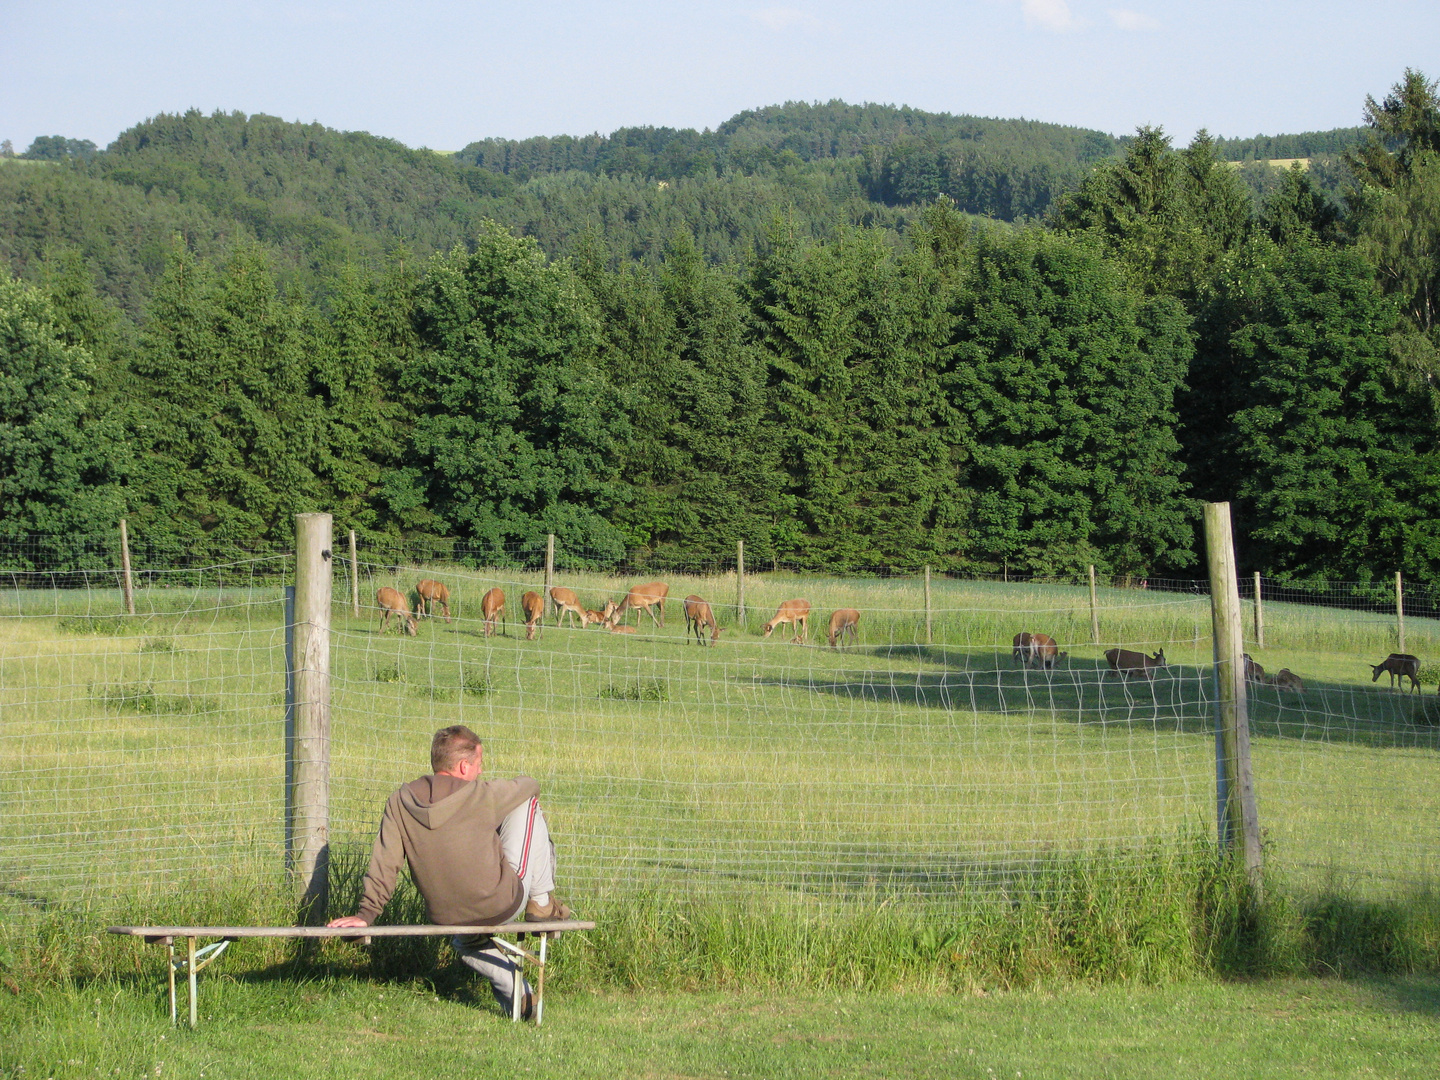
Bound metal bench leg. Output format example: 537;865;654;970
167;939;177;1026
535;934;548;1026
188;936;198;1029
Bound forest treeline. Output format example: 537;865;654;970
3;77;1438;580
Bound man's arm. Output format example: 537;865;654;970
326;792;406;928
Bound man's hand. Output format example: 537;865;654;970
327;916;369;929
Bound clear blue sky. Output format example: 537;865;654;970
3;1;1435;152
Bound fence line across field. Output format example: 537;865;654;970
0;521;1436;919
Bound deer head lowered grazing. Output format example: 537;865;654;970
762;599;810;643
376;587;417;636
683;595;723;646
1371;653;1420;693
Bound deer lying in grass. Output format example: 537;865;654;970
1243;653;1265;683
1371;653;1421;693
609;582;669;629
1104;647;1167;681
480;588;505;637
1013;632;1066;670
763;599;810;643
416;579;452;622
1266;668;1305;693
549;587;594;629
377;587;417;636
521;590;544;640
828;608;860;648
683;595;722;646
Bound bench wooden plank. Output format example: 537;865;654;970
108;922;593;938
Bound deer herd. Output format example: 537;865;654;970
374;579;1431;696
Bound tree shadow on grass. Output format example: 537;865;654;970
747;649;1440;751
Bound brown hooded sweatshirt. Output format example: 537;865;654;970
355;772;540;925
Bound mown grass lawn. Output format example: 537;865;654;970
4;976;1438;1079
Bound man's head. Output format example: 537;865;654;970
431;725;483;777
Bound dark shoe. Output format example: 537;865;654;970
519;989;535;1021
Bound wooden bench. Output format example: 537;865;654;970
107;920;595;1028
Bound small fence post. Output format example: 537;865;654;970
736;540;745;630
924;565;933;645
119;519;135;616
1253;571;1264;649
348;529;360;619
544;533;556;615
1088;565;1100;645
1396;571;1405;653
1204;502;1263;901
288;512;332;923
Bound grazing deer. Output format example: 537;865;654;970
549;587;594;629
1243;653;1265;683
1104;647;1167;681
1267;668;1305;693
762;599;810;643
683;595;722;646
521;590;545;640
479;588;505;637
1371;653;1421;693
1013;632;1066;670
610;582;669;628
415;579;452;622
376;587;417;636
828;608;860;648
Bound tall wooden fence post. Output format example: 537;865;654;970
1253;571;1264;649
348;529;360;619
544;534;556;616
1204;502;1263;900
924;565;933;645
119;519;135;616
288;513;332;923
1396;571;1405;653
736;540;745;630
1088;565;1101;645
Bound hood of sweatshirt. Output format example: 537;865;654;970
398;773;472;830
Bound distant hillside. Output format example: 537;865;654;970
0;104;1368;314
1213;126;1368;161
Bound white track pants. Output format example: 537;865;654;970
454;797;557;1014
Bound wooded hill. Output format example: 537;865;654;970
3;80;1437;581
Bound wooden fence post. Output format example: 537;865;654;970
1204;502;1263;900
1088;565;1101;645
924;565;933;645
288;513;332;923
348;529;360;619
1253;571;1264;649
544;534;555;615
119;519;135;616
736;540;745;630
1397;571;1405;653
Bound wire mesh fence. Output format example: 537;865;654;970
1;531;1437;916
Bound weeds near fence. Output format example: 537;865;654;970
598;679;669;702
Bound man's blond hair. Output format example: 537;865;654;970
431;725;482;774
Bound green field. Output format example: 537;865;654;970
2;566;1438;994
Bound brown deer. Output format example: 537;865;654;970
610;582;669;628
521;590;545;640
1371;653;1421;693
1104;647;1167;681
479;588;505;637
1243;653;1265;683
762;599;810;643
549;587;594;629
683;595;723;646
609;623;637;634
1267;668;1306;693
828;608;860;648
376;587;417;636
1013;632;1066;670
415;579;452;622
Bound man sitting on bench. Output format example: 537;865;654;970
328;724;570;1019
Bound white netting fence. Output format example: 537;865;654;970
2;533;1437;911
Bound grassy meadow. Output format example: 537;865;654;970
2;564;1438;1001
